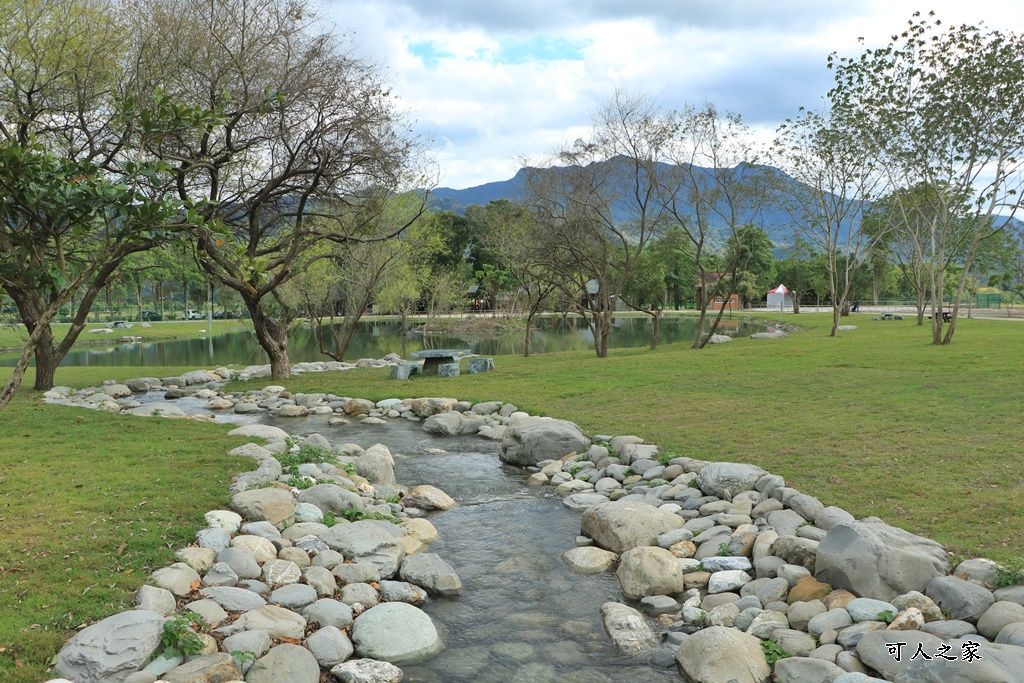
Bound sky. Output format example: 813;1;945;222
322;0;1024;190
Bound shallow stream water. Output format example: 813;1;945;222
173;401;678;681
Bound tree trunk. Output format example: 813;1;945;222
0;324;47;412
249;304;291;378
33;332;58;391
831;304;840;337
650;309;661;351
523;314;533;357
792;296;800;314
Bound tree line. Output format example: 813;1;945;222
2;3;1023;410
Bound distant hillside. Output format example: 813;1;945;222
426;161;810;246
425;161;1024;249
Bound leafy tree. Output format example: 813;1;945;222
620;251;667;349
829;14;1024;343
725;225;776;306
648;226;696;310
775;238;818;313
124;0;429;378
523;90;670;358
471;200;559;356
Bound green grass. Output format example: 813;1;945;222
1;312;1022;679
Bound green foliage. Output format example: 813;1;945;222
716;542;732;557
277;445;334;477
761;639;791;666
658;450;681;465
878;610;896;624
160;613;206;659
995;558;1024;588
337;504;400;525
322;511;339;528
341;462;358;477
568;464;586;476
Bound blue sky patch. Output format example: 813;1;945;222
495;36;590;64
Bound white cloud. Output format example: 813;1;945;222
323;0;1024;189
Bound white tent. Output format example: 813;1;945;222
766;284;794;311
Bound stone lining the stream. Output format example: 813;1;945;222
42;362;1024;683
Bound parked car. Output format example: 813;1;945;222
140;311;162;321
180;309;204;320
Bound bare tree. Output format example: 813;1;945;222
772;108;886;336
125;0;430;377
523;90;670;358
658;103;771;348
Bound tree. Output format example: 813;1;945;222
648;226;696;310
828;14;1024;343
471;200;559;356
773;107;886;335
125;0;429;378
620;251;667;349
725;225;776;307
658;103;772;348
775;238;818;313
523;90;670;358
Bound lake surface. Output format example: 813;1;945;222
2;316;767;368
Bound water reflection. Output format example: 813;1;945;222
1;316;767;368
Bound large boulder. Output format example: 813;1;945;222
421;413;487;437
499;416;591;466
55;610;165;683
226;424;291;442
616;546;685;599
408;397;458;417
695;462;767;498
350;602;442;665
674;626;771;683
321;520;406;579
858;629;1024;682
581;500;685;554
398;553;463;596
297;485;364;516
230;488;295;527
355;445;396;485
814;522;950;602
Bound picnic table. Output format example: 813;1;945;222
410;349;471;376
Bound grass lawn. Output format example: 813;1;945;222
0;312;1021;679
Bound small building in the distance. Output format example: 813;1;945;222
766;284;794;311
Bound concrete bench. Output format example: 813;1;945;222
390;362;422;380
468;358;494;374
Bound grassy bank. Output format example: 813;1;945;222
1;313;1021;679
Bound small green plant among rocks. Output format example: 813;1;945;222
338;504;401;525
761;640;791;666
658;450;682;465
160;613;206;659
716;542;732;557
569;464;586;476
995;557;1024;588
322;511;338;527
878;610;896;624
277;445;334;477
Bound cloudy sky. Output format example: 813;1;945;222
322;0;1024;190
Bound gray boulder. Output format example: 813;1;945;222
695;462;767;498
398;553;463;596
355;445;397;485
331;658;405;683
581;500;685;554
814;522;950;602
230;488;295;527
198;586;267;612
321;520;406;579
616;547;685;599
979;602;1024;639
55;610;165;683
350;602;443;665
499;416;590;466
226;424;290;442
926;575;995;623
858;628;1024;683
305;625;355;669
160;654;241;683
296;485;364;516
774;657;846;682
246;643;320;683
674;626;770;682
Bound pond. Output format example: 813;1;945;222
2;316;768;368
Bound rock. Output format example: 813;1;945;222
814;522;950;602
401;485;456;511
269;583;319;610
774;536;819;571
198;586;268;612
581;500;685;554
321;521;406;579
246;643;320;682
378;581;428;604
887;607;926;631
131;403;187;417
297;485;364;516
977;601;1024;639
350;602;442;665
773;657;845;683
150;563;200;596
499;416;591;466
847;598;898;623
183;599;228;627
995;622;1024;646
222;630;271;661
226;424;291;442
789;577;833;603
561;546;618;574
135;585;176;616
600;602;659;656
746;610;789;639
926;575;995;623
263;559;302;586
230;488;295;527
708;570;753;594
399;553;463;596
55;611;164;682
616;547;685;599
356;445;397;485
808;609;854;637
204;509;243;531
857;629;1024;683
674;626;771;683
331;658;405;683
176;547;218;573
695;462;767;498
305;625;355;668
333;563;381;585
233;605;307;640
772;629;818;657
160;653;241;683
303;599;355;629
